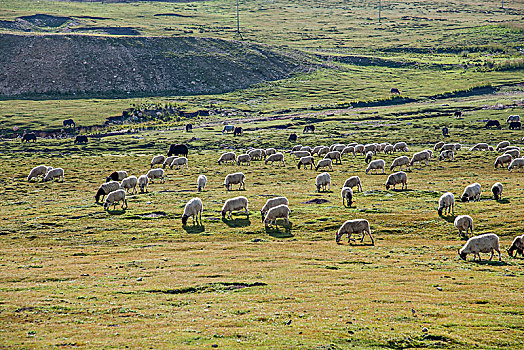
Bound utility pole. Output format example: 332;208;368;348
501;0;504;9
235;0;243;39
379;0;382;23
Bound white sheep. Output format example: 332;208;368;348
508;158;524;172
390;156;410;171
434;141;445;151
265;152;285;166
491;182;503;200
385;171;407;190
343;176;363;192
151;155;165;168
438;192;454;215
312;145;325;156
458;233;500;261
27;165;51;181
363;143;377;154
300;146;312;153
317;146;329;156
43;168;64;182
439;149;454;161
315;172;331;192
364;151;373;164
264;204;291;228
341;146;355;157
410;150;430;167
293;150;311;159
336;219;374;245
332;144;345;152
182;197;203;225
461;183;481;202
365;159;385;174
163;156;177;169
197;174;207;192
378;142;389;152
393;142;408;152
218;152;236;165
504;149;520;159
354;144;365;154
236;154;251;166
103;189;127;210
507;235;524;257
494;154;512;168
224;172;245;191
265;148;277;156
106;171;128;182
221;196;249;219
384;144;394;154
496;141;510;152
324;151;342;164
341;187;353;207
291;145;303;152
441;143;456;151
138;175;149;193
120;176;138;194
248;149;264;161
454;215;473;237
297;156;315;169
95;181;120;202
146;168;165;184
470;143;490;151
315;158;333;171
170;157;188;169
261;196;289;221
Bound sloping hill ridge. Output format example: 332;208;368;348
0;34;310;97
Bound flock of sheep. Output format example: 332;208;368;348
26;119;524;262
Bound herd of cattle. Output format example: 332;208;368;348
22;111;524;262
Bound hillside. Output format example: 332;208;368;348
0;34;310;97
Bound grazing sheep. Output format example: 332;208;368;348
346;142;358;147
496;141;510;152
499;146;519;153
332;144;346;152
182;197;203;225
324;151;342;164
261;196;289;221
336;219;374;245
364;151;373;164
491;182;503;200
315;158;333;171
197;174;207;192
27;165;50;182
218;152;236;165
470;143;491;151
390;156;410;171
151;155;165;168
343;176;363;192
265;148;277;156
300;146;313;153
434;141;445;151
293;151;312;159
221;196;249;219
341;187;353;207
291;145;303;152
315;172;331;192
264;204;291;228
494;154;513;168
354;144;365;155
438;192;455;215
317;146;330;156
106;171;128;182
385;171;407;190
504;149;520;159
508;158;524;172
507;235;524;257
410;150;431;167
95;181;120;203
384;144;394;154
224;172;245;191
461;183;481;202
170;157;188;169
247;148;266;160
439;150;454;161
365;159;385;174
265;152;285;166
120;176;138;194
393;142;408;152
425;149;434;159
146;168;165;184
312;145;325;156
454;215;473;237
329;144;342;152
297;156;315;169
441;143;455;151
236;154;251;166
458;233;500;261
378;143;389;152
341;146;355;157
163;156;177;169
103;189;127;210
138;175;149;193
43;168;64;182
363;143;377;154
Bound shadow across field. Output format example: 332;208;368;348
264;221;293;238
182;224;205;234
222;217;251;228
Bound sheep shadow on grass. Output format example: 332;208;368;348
438;213;457;224
497;198;510;204
182;224;205;234
222;217;251;228
106;209;127;215
472;260;509;267
265;222;293;238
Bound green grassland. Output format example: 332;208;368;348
1;105;524;348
